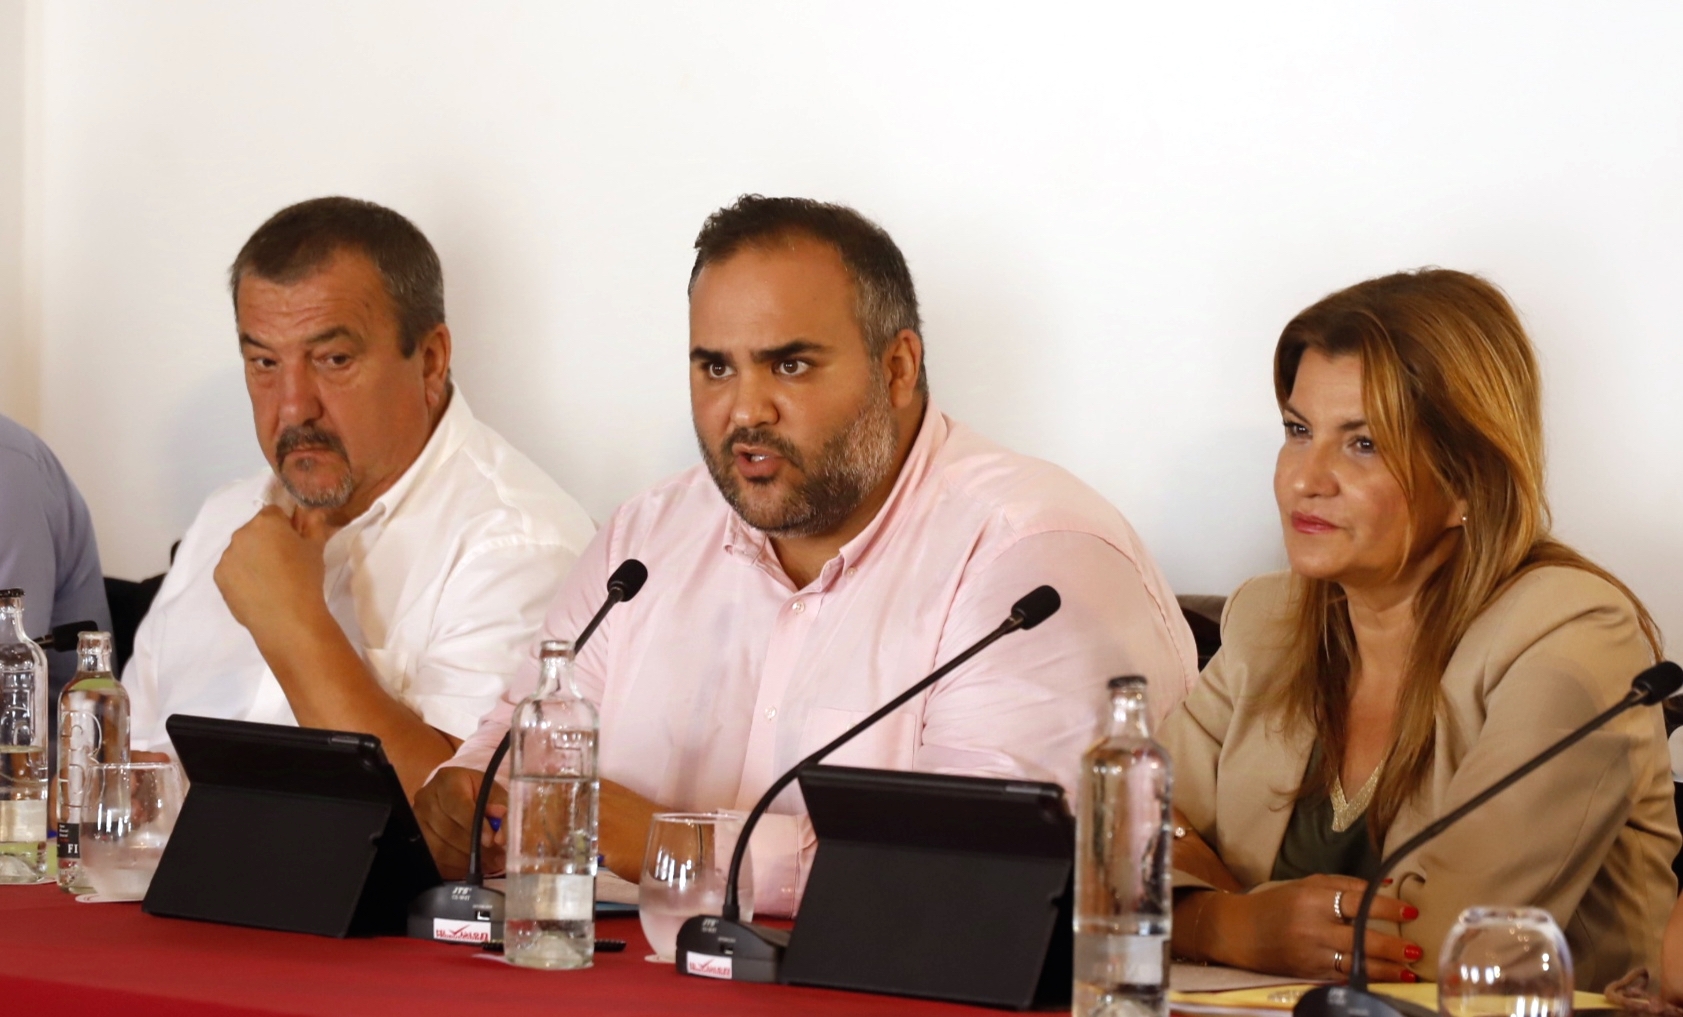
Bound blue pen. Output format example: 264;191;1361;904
488;816;501;833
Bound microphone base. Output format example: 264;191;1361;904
675;914;789;983
1293;985;1438;1017
406;881;506;946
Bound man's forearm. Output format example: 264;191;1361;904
599;778;665;881
249;603;454;797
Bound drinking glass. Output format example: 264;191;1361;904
1439;906;1573;1017
79;761;186;901
638;811;753;962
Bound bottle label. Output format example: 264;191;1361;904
0;798;46;842
57;821;79;860
522;873;594;921
1118;934;1167;984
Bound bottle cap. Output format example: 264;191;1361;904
1107;675;1147;691
78;631;113;654
539;639;575;659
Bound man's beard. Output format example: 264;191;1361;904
274;424;356;510
699;381;900;539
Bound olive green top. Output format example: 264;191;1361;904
1271;791;1382;883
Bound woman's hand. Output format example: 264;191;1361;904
1181;874;1423;982
1171;808;1245;893
1660;888;1683;1003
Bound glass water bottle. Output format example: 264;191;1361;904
56;631;130;892
505;640;600;970
1074;675;1173;1017
0;589;50;883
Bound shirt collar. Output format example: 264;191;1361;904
256;386;475;540
720;398;949;590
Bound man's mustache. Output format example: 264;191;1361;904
720;427;804;471
275;425;348;463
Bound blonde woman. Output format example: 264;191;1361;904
1163;270;1675;989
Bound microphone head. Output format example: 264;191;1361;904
1632;661;1683;705
1010;585;1061;630
607;559;649;601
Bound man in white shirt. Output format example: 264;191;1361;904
124;197;595;795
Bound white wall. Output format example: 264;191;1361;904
0;0;34;423
21;2;1683;643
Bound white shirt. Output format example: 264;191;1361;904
125;391;597;753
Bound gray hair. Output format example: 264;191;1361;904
229;196;445;357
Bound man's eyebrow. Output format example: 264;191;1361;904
238;326;360;351
303;326;359;346
749;340;825;364
690;340;828;366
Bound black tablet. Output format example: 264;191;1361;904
144;715;441;937
783;764;1074;1008
795;763;1071;856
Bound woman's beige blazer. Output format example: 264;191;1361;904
1161;566;1678;989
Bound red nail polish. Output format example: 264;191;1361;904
1404;944;1423;961
1402;906;1420;920
1401;971;1418;983
1382;878;1394;886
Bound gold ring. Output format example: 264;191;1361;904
1333;949;1346;974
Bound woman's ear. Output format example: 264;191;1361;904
1450;496;1470;529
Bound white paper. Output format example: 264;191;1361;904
597;869;640;905
1170;963;1318;993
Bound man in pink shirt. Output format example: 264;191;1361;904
415;196;1197;915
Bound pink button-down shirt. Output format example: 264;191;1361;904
449;404;1197;915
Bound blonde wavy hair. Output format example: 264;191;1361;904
1267;268;1662;840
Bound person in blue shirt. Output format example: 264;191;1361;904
0;413;111;712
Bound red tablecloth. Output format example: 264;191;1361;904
0;885;1002;1016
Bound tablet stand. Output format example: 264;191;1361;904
779;765;1074;1010
143;716;441;938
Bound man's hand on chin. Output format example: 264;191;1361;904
213;504;335;637
208;503;452;796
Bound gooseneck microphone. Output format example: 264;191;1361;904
407;559;648;943
1294;659;1683;1017
675;584;1062;981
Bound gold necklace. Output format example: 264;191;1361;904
1329;764;1383;833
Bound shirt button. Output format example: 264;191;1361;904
845;567;857;577
764;707;777;720
791;601;805;613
